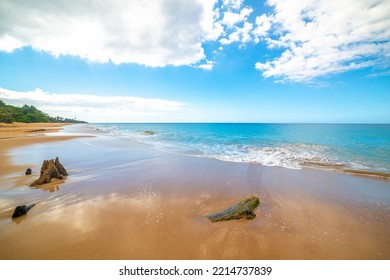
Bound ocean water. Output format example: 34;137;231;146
93;123;390;174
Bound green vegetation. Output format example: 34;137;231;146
0;100;87;123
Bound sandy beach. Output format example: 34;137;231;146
0;123;81;175
0;123;389;260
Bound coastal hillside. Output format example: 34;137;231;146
0;100;86;123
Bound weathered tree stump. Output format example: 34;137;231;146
12;204;35;219
206;196;260;222
54;157;68;176
30;157;68;186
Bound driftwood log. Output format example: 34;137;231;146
12;204;35;219
206;196;260;222
30;157;68;186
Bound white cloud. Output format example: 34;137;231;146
222;7;253;27
198;60;214;70
223;0;243;10
220;32;240;45
0;34;24;52
0;87;186;122
218;3;254;46
199;1;224;42
239;22;253;44
0;0;220;67
255;0;390;82
253;14;272;41
220;22;253;45
1;0;388;82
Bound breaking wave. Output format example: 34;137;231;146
92;123;390;175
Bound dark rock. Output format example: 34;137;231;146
206;196;260;223
30;157;68;186
25;168;32;175
143;130;156;135
12;206;27;218
12;204;35;219
28;129;46;133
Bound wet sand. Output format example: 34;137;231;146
0;123;83;175
0;124;389;259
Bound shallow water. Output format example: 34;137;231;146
93;123;390;174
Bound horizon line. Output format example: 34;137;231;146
88;122;390;125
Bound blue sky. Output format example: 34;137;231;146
0;0;389;123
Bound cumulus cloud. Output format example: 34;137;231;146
197;60;214;70
220;22;253;45
0;87;185;122
1;0;388;82
252;15;272;42
0;0;220;67
217;2;254;46
255;0;390;82
222;7;253;27
222;0;243;10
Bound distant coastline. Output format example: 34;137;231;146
0;100;86;124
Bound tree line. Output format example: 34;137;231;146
0;100;87;123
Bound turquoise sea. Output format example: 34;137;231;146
93;123;390;174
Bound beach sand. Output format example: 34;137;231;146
0;123;82;175
0;124;389;259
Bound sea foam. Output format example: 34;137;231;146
92;123;390;174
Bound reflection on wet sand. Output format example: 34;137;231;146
1;160;389;260
41;184;60;193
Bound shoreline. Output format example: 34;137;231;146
0;123;389;259
92;123;390;182
0;123;89;178
301;161;390;181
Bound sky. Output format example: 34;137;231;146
0;0;389;123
